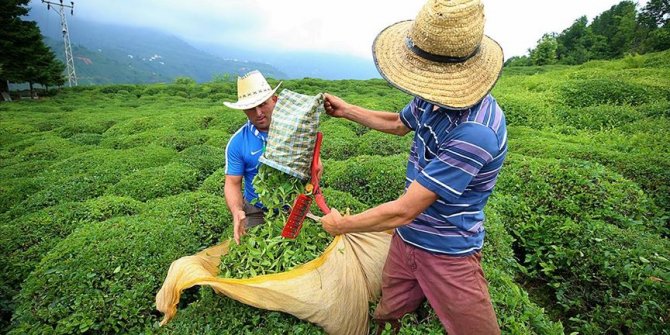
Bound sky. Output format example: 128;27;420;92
32;0;649;61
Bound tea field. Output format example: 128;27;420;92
1;51;669;334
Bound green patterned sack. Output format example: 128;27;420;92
259;89;324;180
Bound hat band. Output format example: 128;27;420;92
405;36;480;63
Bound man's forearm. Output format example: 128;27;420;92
343;105;409;136
224;183;244;213
338;199;413;233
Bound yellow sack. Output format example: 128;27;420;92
156;232;391;335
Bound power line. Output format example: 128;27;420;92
42;0;77;87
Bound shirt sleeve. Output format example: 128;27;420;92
225;133;245;176
399;97;422;131
415;123;499;202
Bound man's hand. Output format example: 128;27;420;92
323;93;349;118
233;209;247;245
321;208;343;236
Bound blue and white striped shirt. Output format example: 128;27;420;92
397;95;507;255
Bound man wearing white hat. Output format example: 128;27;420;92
321;0;504;333
223;70;281;245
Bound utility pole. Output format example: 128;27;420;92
42;0;77;87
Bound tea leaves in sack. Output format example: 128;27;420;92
219;164;332;279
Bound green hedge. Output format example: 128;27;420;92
177;144;225;181
559;79;660;108
142;192;232;249
322;154;407;206
490;154;670;334
198;168;226;196
0;196;144;333
495;154;659;232
8;216;211;334
508;128;670;218
356;130;412;157
107;163;200;202
319;120;359;160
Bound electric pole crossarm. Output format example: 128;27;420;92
42;0;77;87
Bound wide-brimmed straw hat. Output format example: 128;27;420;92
223;70;282;110
372;0;503;110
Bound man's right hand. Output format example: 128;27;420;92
233;209;247;245
324;93;348;118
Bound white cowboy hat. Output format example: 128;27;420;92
223;70;282;110
372;0;504;110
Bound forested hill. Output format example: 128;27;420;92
35;16;286;85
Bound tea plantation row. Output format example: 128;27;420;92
1;51;669;334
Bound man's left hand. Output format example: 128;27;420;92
321;208;343;236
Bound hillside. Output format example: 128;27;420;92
0;51;669;334
34;15;285;84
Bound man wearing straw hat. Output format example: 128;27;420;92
223;70;281;245
321;0;504;333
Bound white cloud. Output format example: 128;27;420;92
47;0;649;60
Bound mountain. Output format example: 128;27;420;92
27;7;381;84
192;42;382;80
30;13;286;85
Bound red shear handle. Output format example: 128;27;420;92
311;132;330;214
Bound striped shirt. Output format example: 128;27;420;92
397;95;508;255
225;121;267;207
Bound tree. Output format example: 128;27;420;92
556;16;594;64
530;34;558;66
590;1;638;58
638;0;670;28
0;0;66;94
638;0;670;52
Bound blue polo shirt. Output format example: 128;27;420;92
397;95;508;255
225;121;267;207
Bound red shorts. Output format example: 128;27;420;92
373;234;500;335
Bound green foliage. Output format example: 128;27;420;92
530;34;559;66
558;104;643;130
176;144;225;180
1;61;669;334
8;216;215;334
198;168;226;196
322;155;407;206
158;288;325;334
220;164;332;278
518;0;668;65
508;127;670;217
559;78;659;107
496;154;660;233
491;154;670;334
141;192;231;249
319;119;359;160
107;162;199;202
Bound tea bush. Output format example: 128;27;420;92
491;157;670;335
142;191;232;249
107;162;200;202
508;128;670;217
496;154;661;233
0;196;144;327
558;104;643;130
68;132;103;145
157;288;325;334
559;79;659;108
322;154;407;206
198;168;226;196
101;127;209;151
319;119;359;160
356;130;412;157
8;216;216;334
177;144;225;181
314;187;369;216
